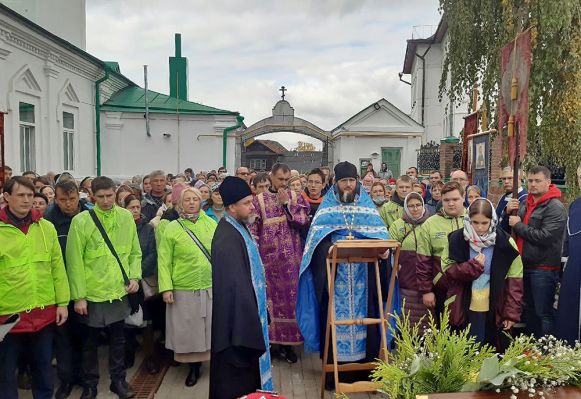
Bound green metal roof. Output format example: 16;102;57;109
101;86;238;116
104;61;121;73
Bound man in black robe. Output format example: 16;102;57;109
210;177;273;399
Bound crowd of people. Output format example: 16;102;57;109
0;160;580;399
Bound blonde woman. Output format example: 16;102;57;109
157;187;217;386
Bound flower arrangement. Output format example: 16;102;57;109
370;308;581;399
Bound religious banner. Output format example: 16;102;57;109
498;30;532;166
0;112;4;183
462;111;479;182
472;133;489;198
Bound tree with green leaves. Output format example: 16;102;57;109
439;0;580;197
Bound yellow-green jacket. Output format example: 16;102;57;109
66;205;142;303
157;212;217;293
380;199;404;228
415;210;465;294
0;217;70;315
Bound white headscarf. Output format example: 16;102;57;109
463;197;498;252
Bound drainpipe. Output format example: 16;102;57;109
94;67;110;176
415;45;432;126
222;115;244;168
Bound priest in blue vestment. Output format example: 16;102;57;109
555;168;581;345
296;161;400;389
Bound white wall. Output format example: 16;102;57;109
1;7;238;179
100;112;239;178
333;134;421;176
1;0;86;49
409;39;469;144
0;9;101;176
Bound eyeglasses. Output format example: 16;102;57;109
407;204;423;209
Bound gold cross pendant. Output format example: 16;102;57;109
347;232;355;240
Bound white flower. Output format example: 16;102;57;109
511;395;517;399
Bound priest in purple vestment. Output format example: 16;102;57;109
251;163;310;363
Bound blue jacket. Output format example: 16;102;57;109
496;187;528;234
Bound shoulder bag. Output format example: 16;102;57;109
88;209;142;318
177;219;212;262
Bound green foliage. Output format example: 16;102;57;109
439;0;581;199
467;335;581;396
371;309;494;399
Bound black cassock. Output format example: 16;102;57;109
209;218;267;399
309;235;390;388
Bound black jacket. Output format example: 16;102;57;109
141;193;165;223
514;197;567;268
44;200;91;264
136;219;157;278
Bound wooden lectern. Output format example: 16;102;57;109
320;239;401;398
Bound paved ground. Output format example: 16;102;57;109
20;346;377;398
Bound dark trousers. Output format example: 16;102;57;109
523;269;559;338
0;325;55;399
81;320;126;389
54;309;83;384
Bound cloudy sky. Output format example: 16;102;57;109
86;0;441;150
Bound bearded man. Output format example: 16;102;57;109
296;161;399;389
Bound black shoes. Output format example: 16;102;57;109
185;363;201;387
55;382;74;399
109;380;135;399
279;345;298;363
80;386;97;399
145;357;160;375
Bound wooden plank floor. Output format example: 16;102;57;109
155;349;376;399
20;347;378;398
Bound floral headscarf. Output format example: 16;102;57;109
463;197;498;252
177;187;203;223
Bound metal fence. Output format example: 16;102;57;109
417;141;441;174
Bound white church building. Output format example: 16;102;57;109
400;18;470;144
331;98;423;177
0;0;241;178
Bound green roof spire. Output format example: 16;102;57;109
169;33;188;101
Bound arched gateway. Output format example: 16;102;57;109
236;97;333;169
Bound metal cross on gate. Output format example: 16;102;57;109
279;85;287;100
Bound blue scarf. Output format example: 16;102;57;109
297;184;400;356
224;213;273;391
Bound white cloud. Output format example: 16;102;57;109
86;0;441;148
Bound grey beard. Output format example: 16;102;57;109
242;214;257;225
340;190;356;204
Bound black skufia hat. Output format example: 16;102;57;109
219;176;252;206
334;161;358;181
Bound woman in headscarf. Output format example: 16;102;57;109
157;187;217;386
389;192;430;328
442;198;523;350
